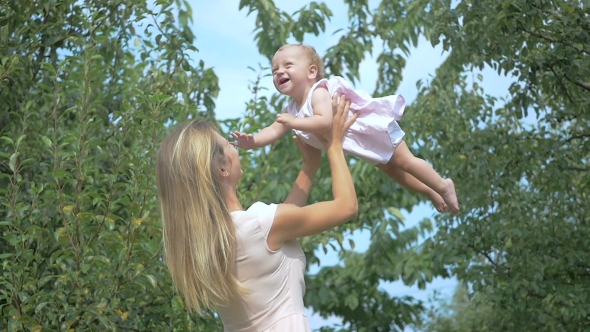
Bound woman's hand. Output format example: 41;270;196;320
316;95;358;148
293;136;321;170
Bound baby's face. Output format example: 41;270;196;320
271;46;311;96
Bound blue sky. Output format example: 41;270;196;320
186;0;515;329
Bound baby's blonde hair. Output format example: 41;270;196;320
156;120;246;314
277;44;325;81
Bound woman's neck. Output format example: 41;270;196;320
223;185;243;212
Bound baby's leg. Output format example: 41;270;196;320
376;164;448;213
387;141;460;214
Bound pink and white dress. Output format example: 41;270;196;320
283;76;406;165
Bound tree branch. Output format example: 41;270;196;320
546;61;590;95
547;8;590;32
573;80;590;92
517;22;590;56
563;166;590;172
565;133;590;143
546;63;575;103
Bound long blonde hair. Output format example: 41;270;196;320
156;120;245;313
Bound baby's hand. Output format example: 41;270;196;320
276;113;295;126
230;132;257;150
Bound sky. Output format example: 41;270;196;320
185;0;515;330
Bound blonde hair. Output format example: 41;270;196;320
156;120;245;313
277;44;326;81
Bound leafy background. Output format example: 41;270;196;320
1;0;588;331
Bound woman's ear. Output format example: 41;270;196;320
308;65;318;80
219;166;229;178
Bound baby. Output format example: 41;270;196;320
231;44;459;214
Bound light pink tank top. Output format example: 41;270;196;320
216;202;311;332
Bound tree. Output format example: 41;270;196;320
0;0;223;330
232;0;443;330
235;0;590;330
2;0;436;329
416;283;526;332
4;0;587;330
2;0;438;330
414;0;590;330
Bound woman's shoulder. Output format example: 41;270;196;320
247;201;277;212
244;202;279;238
247;202;279;226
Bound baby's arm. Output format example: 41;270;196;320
231;121;288;150
276;88;334;134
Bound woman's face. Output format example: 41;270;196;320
216;133;242;183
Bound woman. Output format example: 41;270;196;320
156;95;358;331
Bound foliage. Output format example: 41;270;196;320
2;0;588;330
413;0;590;330
0;0;222;330
416;284;504;332
231;1;446;330
236;0;590;330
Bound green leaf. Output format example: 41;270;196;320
9;152;18;172
145;274;157;288
386;207;404;221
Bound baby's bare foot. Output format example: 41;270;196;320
430;193;448;213
441;179;460;214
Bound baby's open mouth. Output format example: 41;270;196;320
279;78;290;84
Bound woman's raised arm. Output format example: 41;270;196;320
268;95;359;250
